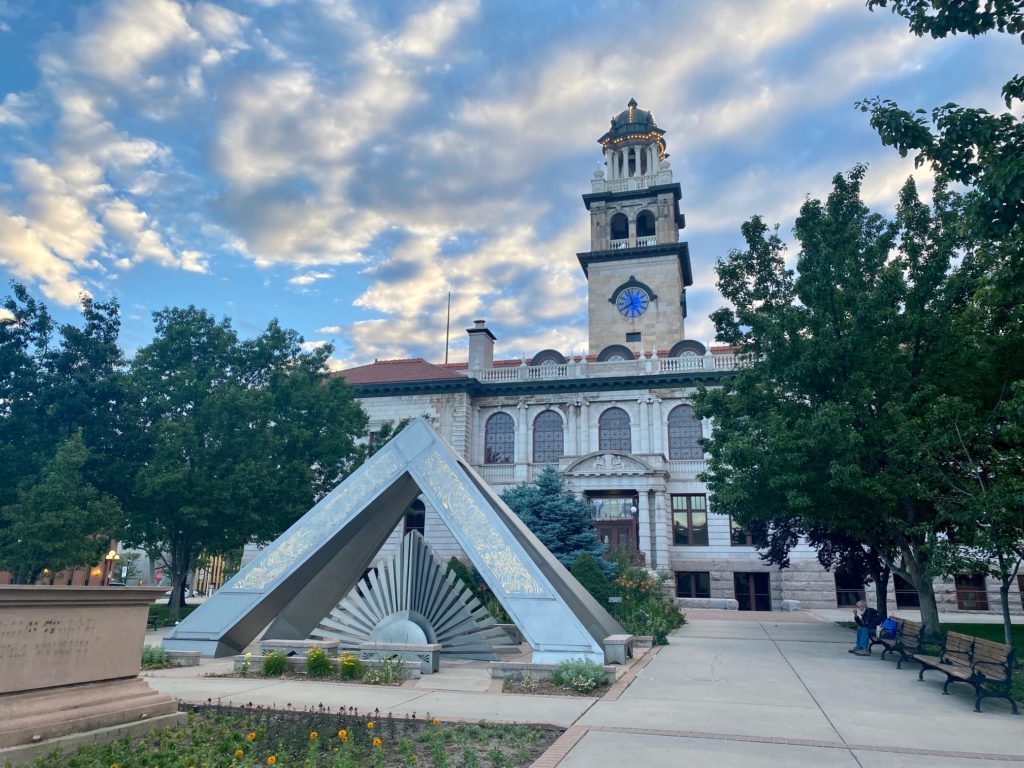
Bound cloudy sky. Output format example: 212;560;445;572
0;0;1015;367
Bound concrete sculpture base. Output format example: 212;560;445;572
0;586;183;764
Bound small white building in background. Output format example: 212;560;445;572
338;100;1021;617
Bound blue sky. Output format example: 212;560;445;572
0;0;1016;367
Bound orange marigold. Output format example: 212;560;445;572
338;729;348;741
310;731;318;740
234;748;245;759
372;737;383;748
247;732;257;741
366;721;375;729
431;718;440;726
267;756;277;766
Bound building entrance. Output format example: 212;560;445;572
587;491;638;559
734;572;771;611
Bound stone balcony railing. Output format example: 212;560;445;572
609;235;658;250
474;455;708;485
466;351;739;384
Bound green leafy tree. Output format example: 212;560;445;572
125;307;367;620
500;465;607;569
0;431;120;583
694;168;978;636
860;0;1024;643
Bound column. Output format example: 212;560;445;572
604;149;612;180
654;491;670;570
566;401;578;457
651;397;664;456
580;399;591;454
649;144;657;176
637;397;649;454
637;490;652;567
515;400;528;482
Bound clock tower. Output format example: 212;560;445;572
578;99;693;359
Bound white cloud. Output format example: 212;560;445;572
0;209;90;304
288;271;333;286
317;325;343;334
300;339;329;351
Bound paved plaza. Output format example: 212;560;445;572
146;613;1023;767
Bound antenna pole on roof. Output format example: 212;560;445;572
444;291;452;365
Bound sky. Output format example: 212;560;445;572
0;0;1017;368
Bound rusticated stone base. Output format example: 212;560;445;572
0;710;185;767
0;677;179;749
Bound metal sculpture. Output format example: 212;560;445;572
163;418;623;663
311;531;514;659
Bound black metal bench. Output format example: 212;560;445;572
914;631;1019;714
147;614;161;632
870;618;925;668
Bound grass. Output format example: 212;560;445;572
17;703;561;768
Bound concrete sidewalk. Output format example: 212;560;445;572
147;614;1023;767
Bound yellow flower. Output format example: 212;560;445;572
111;764;120;768
337;729;348;741
247;732;257;741
310;731;318;740
234;748;245;759
372;737;383;748
366;721;375;729
267;756;277;766
431;718;440;726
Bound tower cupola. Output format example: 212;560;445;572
596;99;668;188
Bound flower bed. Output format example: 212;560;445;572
26;703;562;767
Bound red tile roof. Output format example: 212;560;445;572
339;358;466;385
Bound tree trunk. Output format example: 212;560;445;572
915;576;941;639
166;546;191;623
874;572;889;620
999;578;1013;647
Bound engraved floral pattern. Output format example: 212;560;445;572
417;450;542;595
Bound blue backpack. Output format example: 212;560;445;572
880;618;898;639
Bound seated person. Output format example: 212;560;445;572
849;599;880;655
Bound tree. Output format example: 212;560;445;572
500;466;607;569
0;431;120;583
694;168;978;636
860;0;1024;643
125;307;367;620
570;553;614;606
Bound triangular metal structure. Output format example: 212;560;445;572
163;418;623;663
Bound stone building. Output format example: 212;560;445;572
340;100;1022;616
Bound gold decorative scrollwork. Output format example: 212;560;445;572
417;451;543;595
233;448;404;591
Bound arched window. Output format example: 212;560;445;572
599;407;631;452
668;404;703;459
610;212;628;241
484;412;514;464
533;410;564;464
636;210;655;238
404;499;425;536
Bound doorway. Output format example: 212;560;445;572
734;572;771;611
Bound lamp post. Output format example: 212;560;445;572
104;549;120;586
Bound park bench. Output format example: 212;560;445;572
870;618;924;668
147;614;161;632
603;634;635;665
914;631;1019;714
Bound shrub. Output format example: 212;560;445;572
305;645;335;678
551;658;607;693
141;644;170;669
362;656;407;685
570;553;614;606
262;650;288;677
610;561;685;644
338;651;364;680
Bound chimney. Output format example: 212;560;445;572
466;320;496;369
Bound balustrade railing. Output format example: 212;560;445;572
668;459;707;477
463;352;739;385
610;238;629;250
636;235;657;247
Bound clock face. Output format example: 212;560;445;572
615;286;650;318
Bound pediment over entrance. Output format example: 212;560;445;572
565;451;655;476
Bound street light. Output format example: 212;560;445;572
104;549;120;585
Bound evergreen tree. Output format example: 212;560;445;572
500;466;606;569
570;553;614;606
